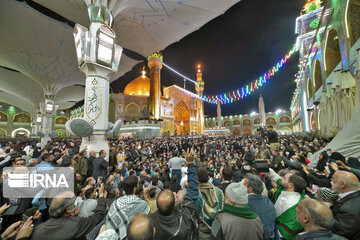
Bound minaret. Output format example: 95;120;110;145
217;102;221;127
195;65;205;133
148;52;163;119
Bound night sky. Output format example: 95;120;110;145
111;0;305;117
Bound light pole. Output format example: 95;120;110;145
73;1;123;154
39;95;58;145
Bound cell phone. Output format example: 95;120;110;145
22;214;30;223
144;180;149;188
9;198;19;206
98;177;103;183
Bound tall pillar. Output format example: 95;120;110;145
217;102;221;127
195;65;205;133
73;1;123;154
148;53;163;120
40;97;58;145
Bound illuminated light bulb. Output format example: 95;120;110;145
141;66;146;79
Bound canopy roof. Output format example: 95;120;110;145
33;0;241;56
0;0;240;114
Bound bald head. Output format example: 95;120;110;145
332;171;360;193
156;189;175;216
49;191;75;218
297;199;334;231
127;213;154;240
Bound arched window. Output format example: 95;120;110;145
125;102;141;115
233;128;240;135
324;29;341;77
307;78;313;100
279;115;291;123
13;113;31;123
313;60;323;93
243;128;251;135
55;116;68;125
0;112;8;122
243;119;251;127
224;120;231;127
254;118;260;125
266;117;276;126
233;119;240;125
346;0;360;47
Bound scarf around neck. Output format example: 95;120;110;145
220;203;258;219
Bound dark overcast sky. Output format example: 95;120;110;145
111;0;304;117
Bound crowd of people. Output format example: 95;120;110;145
0;125;359;240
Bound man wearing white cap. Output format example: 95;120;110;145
210;183;266;240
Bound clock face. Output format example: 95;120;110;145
309;19;320;29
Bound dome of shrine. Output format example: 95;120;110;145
123;76;150;96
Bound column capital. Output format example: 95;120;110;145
148;52;163;70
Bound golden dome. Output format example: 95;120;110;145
123;76;150;96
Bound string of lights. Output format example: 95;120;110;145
162;63;198;84
203;46;297;104
162;46;296;105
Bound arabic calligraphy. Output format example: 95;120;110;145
87;86;100;114
86;82;102;121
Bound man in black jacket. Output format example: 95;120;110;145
267;126;279;150
92;150;108;179
331;171;360;240
87;151;96;178
31;186;107;240
150;149;199;240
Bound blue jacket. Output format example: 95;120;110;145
248;194;276;239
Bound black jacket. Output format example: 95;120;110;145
31;198;106;240
267;130;278;143
92;157;109;179
332;190;360;240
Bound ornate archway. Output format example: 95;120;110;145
0;111;8;122
243;128;251;135
324;28;341;77
56;129;69;137
233;128;240;135
174;101;190;135
307;77;313;100
12;128;30;138
313;60;322;93
346;0;360;47
13;113;31;123
266;117;276;126
310;112;316;131
279;115;291;123
54;116;68;125
243;118;251;127
224;120;231;127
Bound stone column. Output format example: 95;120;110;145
73;2;123;155
217;102;221;127
148;53;163;120
195;65;205;133
80;65;112;154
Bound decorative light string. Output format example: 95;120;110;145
203;46;297;104
161;46;296;105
